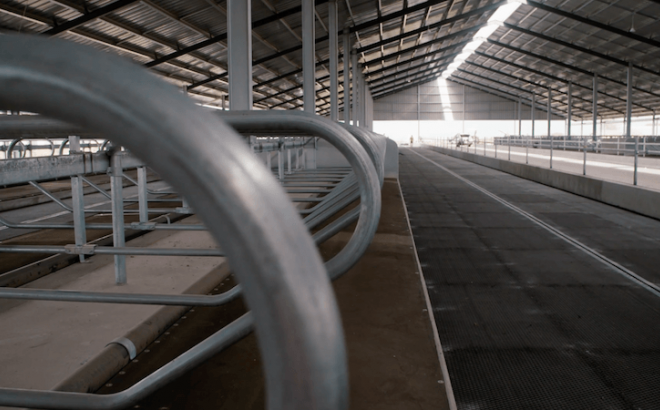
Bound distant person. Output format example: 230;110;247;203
410;135;414;146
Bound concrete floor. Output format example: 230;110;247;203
400;147;660;409
0;217;224;392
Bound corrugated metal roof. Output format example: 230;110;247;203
1;0;659;116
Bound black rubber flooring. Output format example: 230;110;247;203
400;148;660;410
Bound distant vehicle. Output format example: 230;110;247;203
454;133;477;147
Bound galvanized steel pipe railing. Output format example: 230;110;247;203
0;34;347;410
218;110;382;279
339;123;385;186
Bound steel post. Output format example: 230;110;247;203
227;0;252;110
329;0;338;121
352;49;359;126
593;74;598;143
302;0;316;113
69;136;86;263
278;145;284;181
343;28;351;125
110;149;126;284
528;92;534;164
586;75;597;175
628;64;636;185
548;87;553;169
567;81;572;150
137;166;149;223
287;148;292;174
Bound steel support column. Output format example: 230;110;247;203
278;144;284;181
359;71;366;128
110;149;126;284
287;148;292;174
586;75;597;175
567;81;572;150
548;87;553;169
352;49;359;126
628;64;637;185
329;0;338;121
69;136;86;263
343;28;351;124
302;0;316;113
593;74;598;142
137;166;149;223
227;0;252;110
529;92;534;164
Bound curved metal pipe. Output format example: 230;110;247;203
0;34;346;410
0;116;91;138
7;138;26;158
217;110;381;280
339;123;384;186
58;138;69;156
365;129;388;176
46;139;56;156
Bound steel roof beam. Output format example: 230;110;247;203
270;84;332;109
356;2;502;54
487;40;660;101
349;0;449;33
372;71;445;99
146;0;450;69
461;62;620;115
447;77;589;117
451;73;595;117
43;0;139;35
472;52;655;112
504;24;660;79
526;0;660;50
254;72;334;104
371;67;445;96
181;0;457;91
368;60;452;88
455;68;625;115
366;41;467;77
363;34;470;70
145;0;328;68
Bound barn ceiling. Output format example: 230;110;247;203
1;0;659;119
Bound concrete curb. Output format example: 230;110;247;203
52;262;231;393
428;146;660;221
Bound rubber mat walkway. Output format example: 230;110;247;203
400;147;660;410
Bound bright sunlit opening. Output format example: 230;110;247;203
439;0;524;80
437;77;454;121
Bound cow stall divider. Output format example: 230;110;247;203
0;34;387;410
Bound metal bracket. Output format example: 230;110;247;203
130;222;156;230
64;244;97;255
106;337;137;360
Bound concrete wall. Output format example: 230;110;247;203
384;138;399;179
306;136;399;179
375;79;563;122
429;146;660;221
